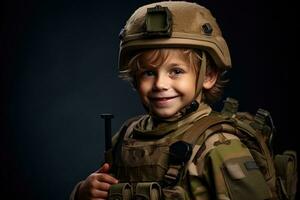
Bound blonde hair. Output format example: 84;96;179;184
119;48;228;104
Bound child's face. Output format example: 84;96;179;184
136;50;197;118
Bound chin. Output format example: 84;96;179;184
153;110;177;119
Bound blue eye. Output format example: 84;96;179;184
170;68;184;77
174;69;183;74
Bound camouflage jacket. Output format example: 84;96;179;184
70;112;272;200
108;112;272;200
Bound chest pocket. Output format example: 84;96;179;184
116;140;171;183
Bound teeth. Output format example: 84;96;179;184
150;96;176;101
160;97;172;100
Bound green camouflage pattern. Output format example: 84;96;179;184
110;114;273;200
191;136;271;199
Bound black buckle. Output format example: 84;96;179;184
169;141;193;166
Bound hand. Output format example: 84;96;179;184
77;163;119;200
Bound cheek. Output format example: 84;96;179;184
137;81;151;97
177;77;196;96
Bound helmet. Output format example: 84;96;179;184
118;1;231;72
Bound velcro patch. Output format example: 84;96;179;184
225;163;245;179
244;160;259;171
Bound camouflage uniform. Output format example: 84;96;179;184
109;103;272;200
70;1;275;200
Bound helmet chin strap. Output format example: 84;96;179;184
178;51;207;115
195;51;207;103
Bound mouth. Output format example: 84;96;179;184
149;96;179;106
150;96;178;100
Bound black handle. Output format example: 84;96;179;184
100;113;114;151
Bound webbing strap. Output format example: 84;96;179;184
163;165;182;187
274;151;298;200
181;113;232;145
163;114;233;186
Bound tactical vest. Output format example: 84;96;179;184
108;98;297;200
109;113;225;200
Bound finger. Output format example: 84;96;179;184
96;173;118;184
90;189;108;198
91;199;106;200
97;163;111;173
91;198;106;200
91;180;111;191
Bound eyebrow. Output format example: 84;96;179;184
166;63;190;70
138;59;191;71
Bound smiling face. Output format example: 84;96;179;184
135;49;198;119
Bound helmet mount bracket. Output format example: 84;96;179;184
145;5;172;38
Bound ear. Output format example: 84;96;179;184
202;70;218;89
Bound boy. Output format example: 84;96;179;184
70;1;274;199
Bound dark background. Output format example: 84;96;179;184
1;0;297;199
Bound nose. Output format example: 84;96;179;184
153;73;170;91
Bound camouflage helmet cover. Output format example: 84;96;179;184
118;1;231;72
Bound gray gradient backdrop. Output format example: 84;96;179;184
1;0;297;199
